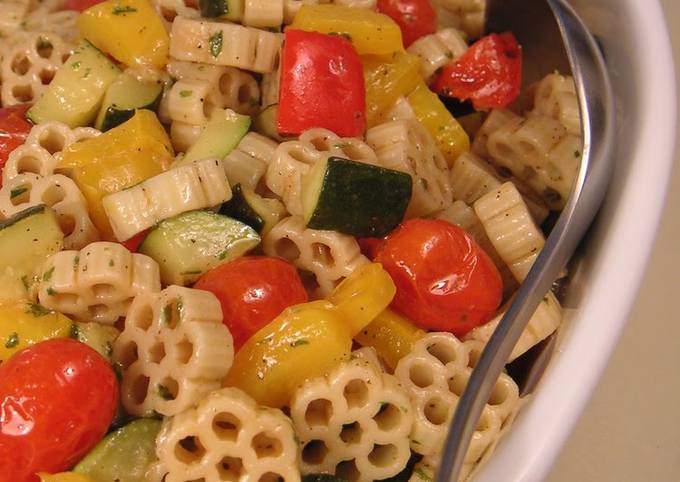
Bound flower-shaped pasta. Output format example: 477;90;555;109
156;386;300;482
290;350;414;482
112;286;233;417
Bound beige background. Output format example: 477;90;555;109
547;1;680;481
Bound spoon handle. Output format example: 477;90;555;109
435;1;615;481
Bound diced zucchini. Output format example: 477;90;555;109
219;184;286;235
302;476;348;482
95;73;163;131
74;418;162;482
183;108;251;162
0;205;64;300
301;157;412;237
253;104;289;142
199;0;243;20
73;322;120;363
27;41;121;128
138;210;260;285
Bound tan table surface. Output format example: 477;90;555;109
547;1;680;480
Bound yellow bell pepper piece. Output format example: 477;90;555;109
290;4;403;56
77;0;169;70
407;83;470;166
225;301;352;408
225;263;396;407
355;309;425;371
363;52;421;127
0;302;73;362
58;110;173;240
39;473;97;482
326;263;396;337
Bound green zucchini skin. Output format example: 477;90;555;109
303;157;412;237
219;183;265;232
302;476;348;482
253;104;290;142
183;108;251;162
96;73;164;131
199;0;227;17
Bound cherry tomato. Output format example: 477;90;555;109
0;338;118;482
0;104;32;185
375;219;502;336
434;32;522;110
357;237;384;260
194;256;308;350
119;229;149;252
64;0;106;11
377;0;437;47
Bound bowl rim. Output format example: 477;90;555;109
473;0;677;480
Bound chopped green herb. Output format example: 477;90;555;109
574;150;581;158
73;255;80;270
70;323;80;340
218;250;228;260
157;383;173;400
293;433;301;447
180;270;202;275
5;332;19;349
163;303;172;324
10;187;28;199
111;5;137;15
179;90;193;98
209;31;223;58
105;341;113;358
26;303;50;317
71;60;81;69
42;266;55;282
445;51;454;59
290;339;309;347
21;275;30;291
113;361;124;380
108;259;115;267
82;67;91;79
46;287;58;296
414;468;432;482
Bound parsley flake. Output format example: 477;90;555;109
5;332;19;349
46;287;58;296
42;266;55;282
70;323;80;340
209;31;223;58
415;468;432;482
26;303;50;317
112;5;137;15
179;90;193;97
290;339;309;348
157;383;173;400
10;187;27;199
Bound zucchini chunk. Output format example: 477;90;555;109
219;184;286;235
74;418;162;482
199;0;243;20
253;104;289;142
301;156;412;237
138;210;260;285
73;322;119;363
183;108;251;162
27;41;121;128
95;72;163;132
0;205;64;300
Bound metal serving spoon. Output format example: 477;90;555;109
436;1;616;481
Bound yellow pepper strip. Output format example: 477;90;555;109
0;302;73;362
58;110;173;240
407;83;470;166
224;301;352;408
290;4;403;56
39;473;98;482
363;52;422;127
225;263;396;408
326;263;396;337
78;0;169;70
354;309;426;371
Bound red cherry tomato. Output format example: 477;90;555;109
377;0;437;47
0;104;32;185
194;256;308;350
434;32;522;110
64;0;106;11
375;219;502;336
0;338;118;482
119;229;149;252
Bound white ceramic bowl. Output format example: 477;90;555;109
474;1;677;480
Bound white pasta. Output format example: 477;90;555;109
156;387;300;482
224;133;278;190
170;121;204;153
291;349;414;482
0;173;99;249
464;291;562;362
24;9;79;44
332;0;376;8
407;28;468;79
3;120;100;183
151;0;200;30
367;119;452;218
0;0;30;38
167;79;220;125
263;216;369;298
283;0;324;24
36;242;161;325
102;158;232;241
266;128;378;215
113;286;233;417
471;109;521;160
394;333;519;464
474;182;545;282
1;31;71;106
243;0;284;28
432;0;485;39
260;61;281;107
169;17;283;74
533;73;581;135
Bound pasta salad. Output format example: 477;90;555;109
0;0;582;481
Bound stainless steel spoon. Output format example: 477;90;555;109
436;1;616;481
